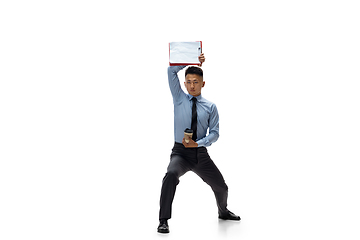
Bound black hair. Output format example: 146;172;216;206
185;66;203;78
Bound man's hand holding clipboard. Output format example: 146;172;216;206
198;53;205;67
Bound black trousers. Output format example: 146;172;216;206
159;142;229;220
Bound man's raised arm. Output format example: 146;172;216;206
167;65;186;103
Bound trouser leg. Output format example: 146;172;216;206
159;154;192;220
193;148;229;216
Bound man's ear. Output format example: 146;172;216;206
202;81;205;88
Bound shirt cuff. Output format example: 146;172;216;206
196;139;206;148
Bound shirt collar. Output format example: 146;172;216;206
187;94;203;102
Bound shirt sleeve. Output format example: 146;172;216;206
196;104;220;147
168;65;187;104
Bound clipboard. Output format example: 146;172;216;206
169;41;202;66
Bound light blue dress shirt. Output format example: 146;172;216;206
168;65;220;147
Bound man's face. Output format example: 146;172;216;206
184;74;205;97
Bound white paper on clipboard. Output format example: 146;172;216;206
169;42;202;65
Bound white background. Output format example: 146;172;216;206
1;0;359;239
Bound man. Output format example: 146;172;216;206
158;53;240;234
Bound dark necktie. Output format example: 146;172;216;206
191;97;197;141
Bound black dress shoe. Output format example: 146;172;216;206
157;220;169;234
219;210;241;221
